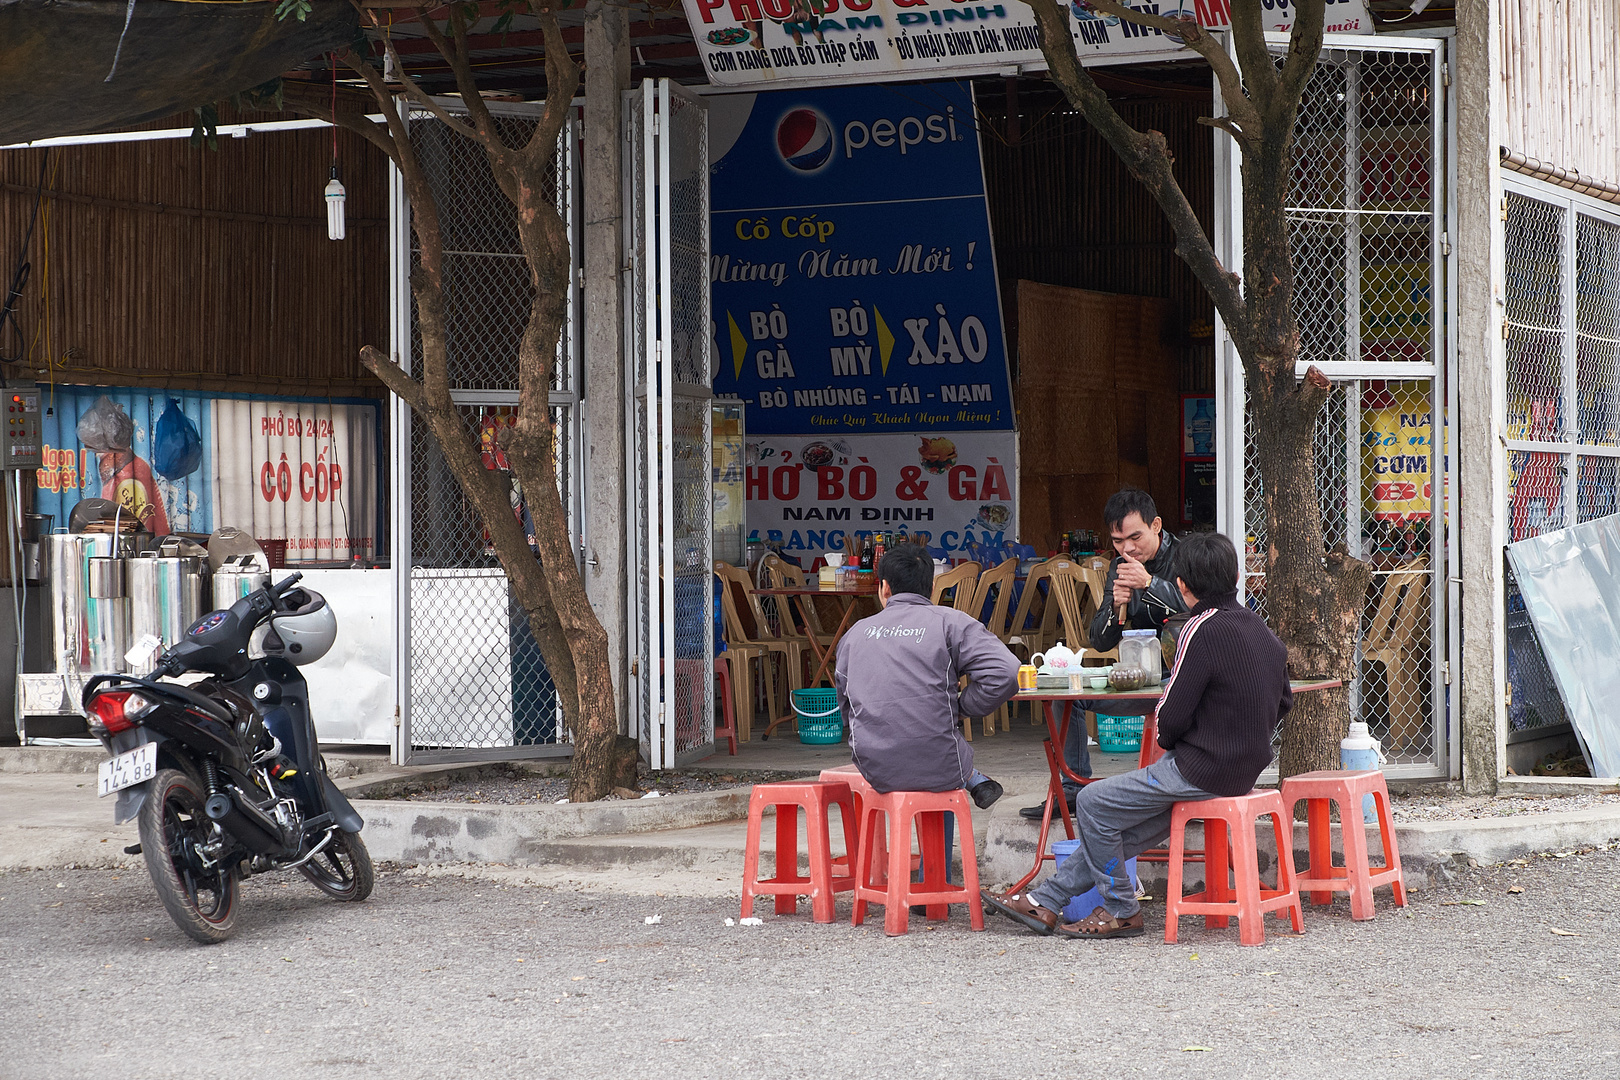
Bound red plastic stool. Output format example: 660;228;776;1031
742;781;856;923
1164;789;1304;947
1281;769;1407;921
817;765;919;885
713;657;738;757
851;789;985;936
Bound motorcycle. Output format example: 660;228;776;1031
85;571;372;943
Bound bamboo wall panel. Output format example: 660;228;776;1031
1016;281;1180;552
978;90;1217;390
1500;0;1620;185
0;111;388;393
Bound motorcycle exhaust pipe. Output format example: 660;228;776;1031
204;791;287;856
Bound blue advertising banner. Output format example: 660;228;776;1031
32;385;382;560
708;80;1014;434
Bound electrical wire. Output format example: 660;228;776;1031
0;151;49;367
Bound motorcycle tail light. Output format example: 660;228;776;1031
87;691;151;734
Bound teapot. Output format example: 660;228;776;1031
1031;641;1081;675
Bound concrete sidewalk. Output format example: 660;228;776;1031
7;736;1620;900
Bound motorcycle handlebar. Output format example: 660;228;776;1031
270;571;304;597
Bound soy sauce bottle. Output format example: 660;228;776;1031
859;533;874;572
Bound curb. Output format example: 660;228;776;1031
355;787;755;866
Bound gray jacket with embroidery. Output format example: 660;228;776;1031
834;591;1021;794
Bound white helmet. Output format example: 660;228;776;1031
266;588;337;666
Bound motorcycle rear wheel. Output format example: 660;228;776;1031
299;828;374;902
138;769;240;944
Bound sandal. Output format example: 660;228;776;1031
1056;906;1145;939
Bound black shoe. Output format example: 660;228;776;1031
970;777;1004;809
1019;797;1074;820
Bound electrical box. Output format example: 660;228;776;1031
3;380;42;470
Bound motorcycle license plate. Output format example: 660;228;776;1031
97;744;158;798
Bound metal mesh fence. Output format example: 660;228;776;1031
1244;380;1439;764
401;109;577;759
1287;49;1436;369
626;86;653;762
1504;194;1567;443
1242;44;1443;770
1502;186;1620;726
408;109;571;393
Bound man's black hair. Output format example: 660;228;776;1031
1172;531;1240;602
1104;488;1159;532
879;542;934;597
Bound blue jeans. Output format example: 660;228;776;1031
1030;754;1217;920
920;770;988;887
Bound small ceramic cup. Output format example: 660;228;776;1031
1090;676;1110;690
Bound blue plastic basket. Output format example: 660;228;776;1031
791;688;844;744
1097;715;1146;754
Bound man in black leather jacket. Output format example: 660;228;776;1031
1020;488;1189;820
1088;489;1186;652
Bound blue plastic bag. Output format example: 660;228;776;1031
151;398;202;480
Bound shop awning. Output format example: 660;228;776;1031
0;0;357;146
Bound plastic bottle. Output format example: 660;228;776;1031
1340;721;1386;823
1191;399;1215;456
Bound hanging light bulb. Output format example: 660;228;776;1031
325;163;346;241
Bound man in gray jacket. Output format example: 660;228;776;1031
835;543;1018;808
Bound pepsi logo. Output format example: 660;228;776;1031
776;108;835;173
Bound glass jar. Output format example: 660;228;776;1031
1119;629;1162;686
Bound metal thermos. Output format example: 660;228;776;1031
213;564;270;610
49;533;116;672
86;556;129;674
129;553;199;671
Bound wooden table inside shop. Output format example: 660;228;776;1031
755;583;878;738
1007;678;1344;893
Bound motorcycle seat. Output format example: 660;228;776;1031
157;681;236;727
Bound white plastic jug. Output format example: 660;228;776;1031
1340;721;1387;823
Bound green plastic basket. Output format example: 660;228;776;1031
1097;715;1146;754
791;688;844;745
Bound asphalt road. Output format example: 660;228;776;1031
4;848;1619;1080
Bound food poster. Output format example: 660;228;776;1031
34;386;381;561
1361;381;1432;522
746;430;1017;557
682;0;1372;90
708;80;1015;434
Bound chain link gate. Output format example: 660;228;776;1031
390;102;582;765
1219;36;1452;776
625;79;713;770
1501;180;1620;736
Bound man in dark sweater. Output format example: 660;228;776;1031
984;531;1292;939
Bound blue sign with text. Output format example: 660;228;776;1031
708;80;1014;434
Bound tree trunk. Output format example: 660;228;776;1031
1025;0;1368;777
302;11;623;801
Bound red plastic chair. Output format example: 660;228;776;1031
741;780;856;923
851;789;985;937
1164;789;1304;947
713;656;738;757
1281;769;1407;920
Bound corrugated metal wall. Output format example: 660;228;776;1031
977;82;1216;394
0;107;389;394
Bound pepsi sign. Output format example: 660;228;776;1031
776;107;835;172
709;81;1014;435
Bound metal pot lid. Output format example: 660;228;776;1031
206;526;269;573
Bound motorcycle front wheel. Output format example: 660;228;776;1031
299;828;374;902
138;769;240;944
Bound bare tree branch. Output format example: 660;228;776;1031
415;6;505;149
1079;0;1258;132
1274;0;1328;111
1230;0;1279;109
1027;0;1248;341
358;3;484;144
